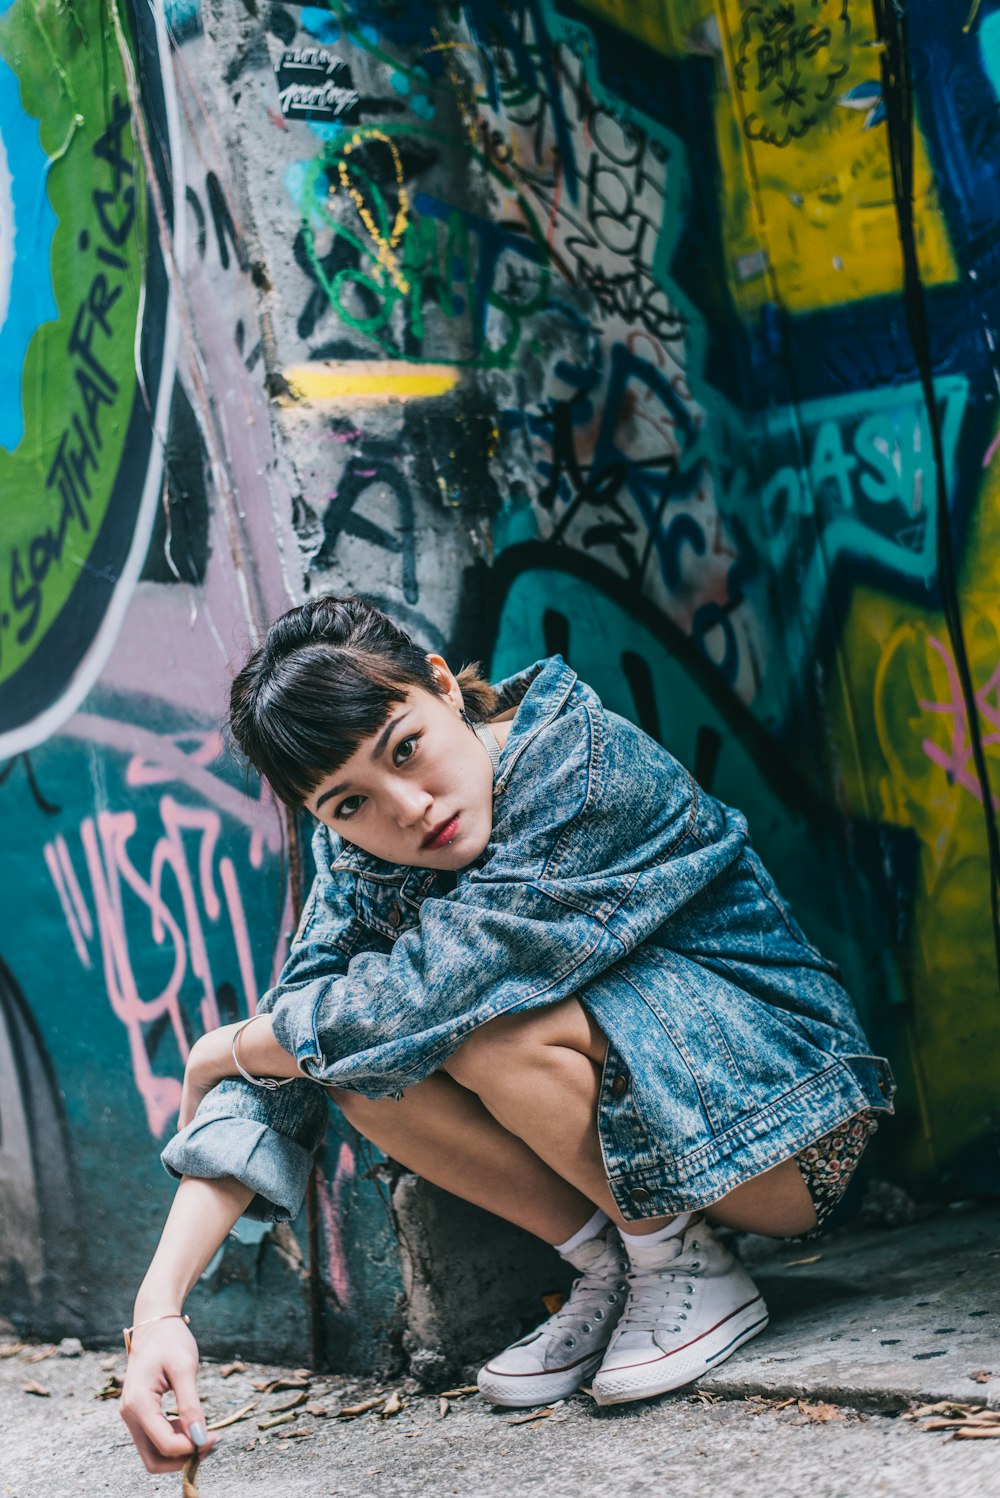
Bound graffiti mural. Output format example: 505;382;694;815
0;0;177;755
5;0;1000;1366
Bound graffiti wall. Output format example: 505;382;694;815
2;0;999;1363
0;0;409;1363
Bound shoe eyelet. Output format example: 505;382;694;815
686;1284;694;1294
581;1323;591;1333
607;1294;618;1305
691;1241;700;1251
691;1260;701;1270
565;1337;575;1347
684;1300;692;1310
594;1310;604;1321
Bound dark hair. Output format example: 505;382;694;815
228;595;499;807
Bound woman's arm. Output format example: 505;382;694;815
177;1016;304;1129
161;821;379;1222
120;1175;253;1473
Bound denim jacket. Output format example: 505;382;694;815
162;656;894;1221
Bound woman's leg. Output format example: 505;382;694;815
440;999;818;1239
329;1071;598;1244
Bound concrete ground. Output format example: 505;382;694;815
2;1205;998;1498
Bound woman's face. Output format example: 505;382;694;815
305;657;496;870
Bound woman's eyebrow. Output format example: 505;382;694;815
313;713;412;812
371;712;410;760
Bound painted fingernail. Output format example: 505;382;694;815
189;1422;208;1446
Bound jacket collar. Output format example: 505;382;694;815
329;655;577;877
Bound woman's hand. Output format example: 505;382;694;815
178;1027;237;1131
120;1317;218;1473
178;1016;305;1130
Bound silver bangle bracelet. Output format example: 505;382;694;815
231;1015;299;1090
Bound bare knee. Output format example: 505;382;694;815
443;1000;606;1094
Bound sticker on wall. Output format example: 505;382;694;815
274;46;359;122
0;0;179;757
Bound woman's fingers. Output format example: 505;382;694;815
121;1387;207;1471
120;1322;217;1471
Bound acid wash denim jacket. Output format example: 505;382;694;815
162;655;895;1222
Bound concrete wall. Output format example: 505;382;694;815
2;0;999;1366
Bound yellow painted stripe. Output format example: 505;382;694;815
282;363;460;403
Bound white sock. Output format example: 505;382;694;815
553;1208;608;1258
619;1212;693;1261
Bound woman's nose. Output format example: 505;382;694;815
392;784;432;826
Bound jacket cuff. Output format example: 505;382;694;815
270;987;323;1071
159;1080;327;1223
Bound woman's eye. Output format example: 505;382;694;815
335;795;364;820
394;735;418;765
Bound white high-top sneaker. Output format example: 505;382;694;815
477;1226;630;1407
591;1216;768;1406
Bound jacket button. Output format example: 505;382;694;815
387;905;402;928
611;1073;629;1098
629;1186;652;1204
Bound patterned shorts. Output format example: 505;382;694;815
795;1110;880;1230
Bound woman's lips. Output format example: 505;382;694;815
423;814;460;850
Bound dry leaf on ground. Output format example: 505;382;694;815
690;1390;723;1405
438;1385;479;1398
380;1390;404;1417
920;1410;1000;1436
304;1402;332;1418
181;1454;199;1497
259;1411;299;1431
218;1361;247;1378
969;1371;995;1384
541;1293;565;1315
20;1379;50;1397
275;1426;314;1440
506;1406;556;1425
207;1402;258;1431
905;1401;979;1420
1;1343;25;1358
252;1374;311;1394
22;1346;57;1362
439;1397;450;1418
269;1390;308;1414
782;1255;823;1268
947;1426;1000;1440
96;1375;124;1401
337;1395;386;1418
794;1400;845;1424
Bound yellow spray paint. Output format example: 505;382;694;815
710;0;957;311
281;362;461;404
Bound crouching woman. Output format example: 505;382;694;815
120;595;893;1471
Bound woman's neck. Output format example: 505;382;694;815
486;709;515;749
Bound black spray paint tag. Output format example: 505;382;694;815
274;47;359;122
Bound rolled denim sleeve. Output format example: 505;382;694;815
160;824;381;1222
160;1076;328;1222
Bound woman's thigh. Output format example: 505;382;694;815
443;996;609;1088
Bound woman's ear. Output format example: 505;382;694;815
426;653;464;711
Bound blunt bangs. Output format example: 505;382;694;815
231;644;438;807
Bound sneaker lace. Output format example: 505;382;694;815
540;1257;629;1352
618;1242;705;1336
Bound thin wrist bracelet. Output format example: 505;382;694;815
123;1312;190;1354
232;1015;298;1091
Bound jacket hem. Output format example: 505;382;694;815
607;1053;894;1221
